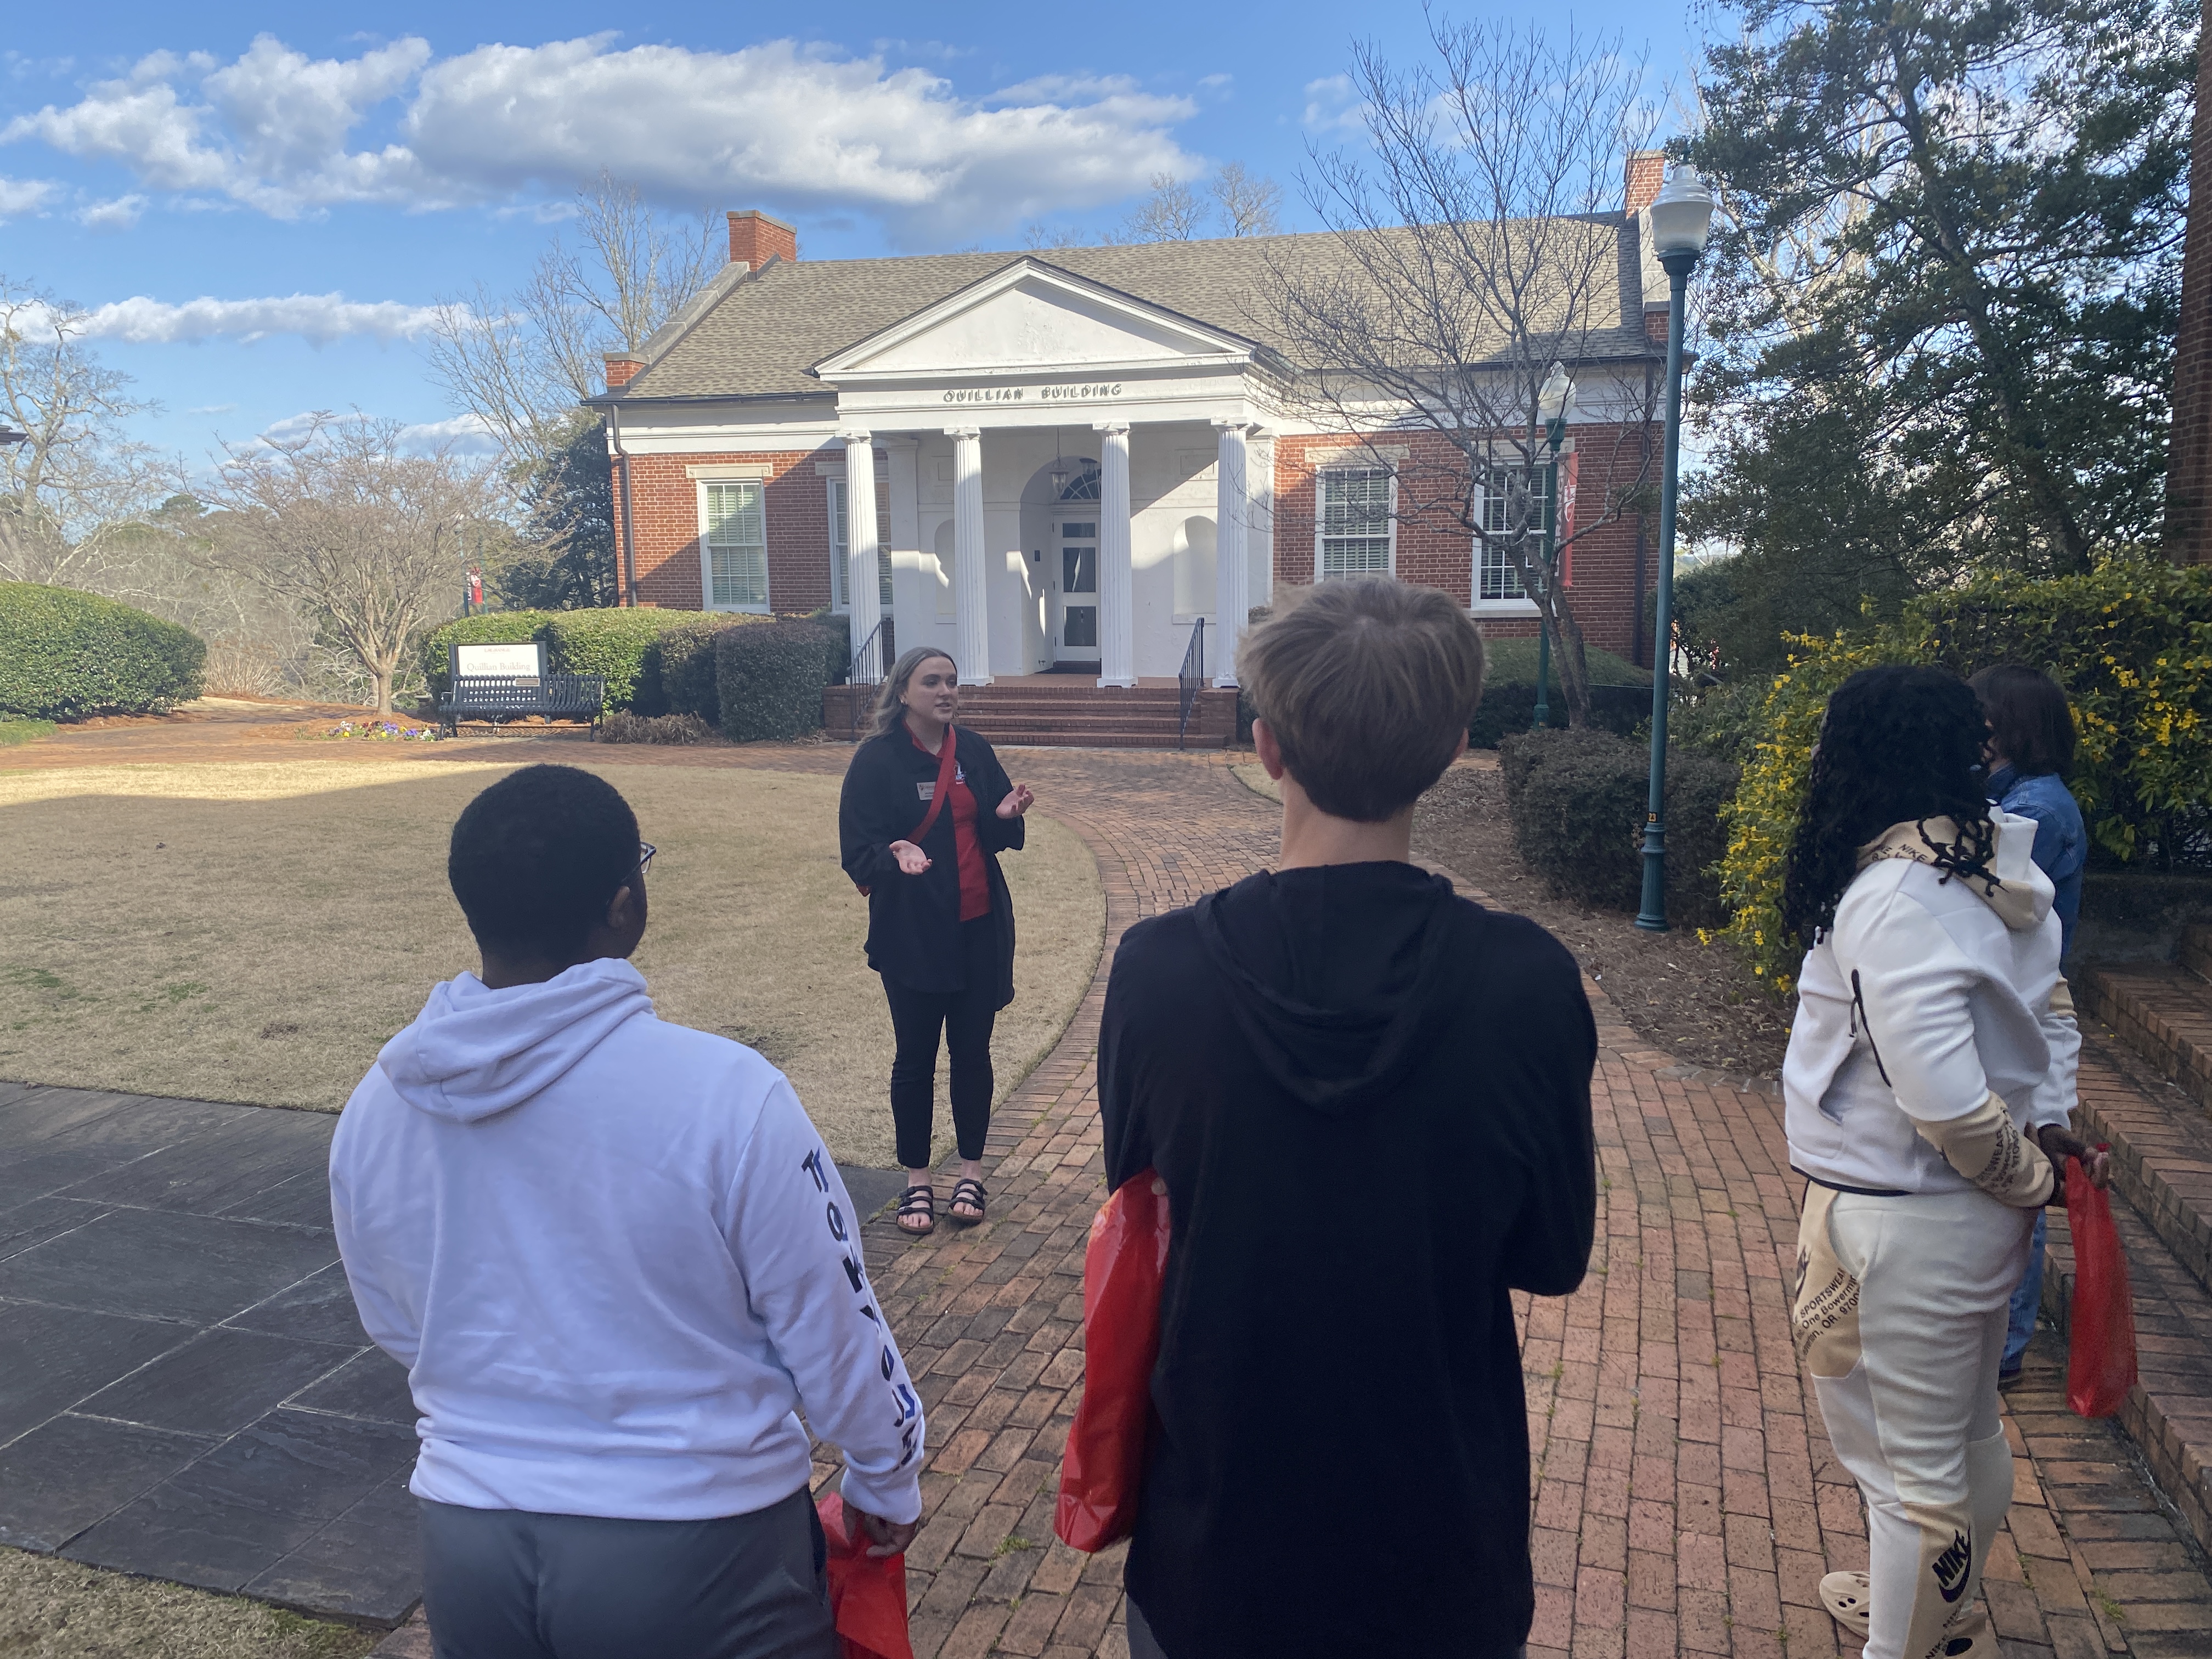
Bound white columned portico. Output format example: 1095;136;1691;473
1212;420;1250;688
842;430;883;680
1095;422;1135;688
1248;429;1276;608
946;427;991;684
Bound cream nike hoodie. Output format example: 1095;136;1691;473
1784;810;2078;1196
329;957;923;1523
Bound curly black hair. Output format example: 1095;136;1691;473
1779;665;1997;945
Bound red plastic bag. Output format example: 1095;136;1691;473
816;1493;915;1659
2066;1149;2138;1420
1055;1169;1171;1553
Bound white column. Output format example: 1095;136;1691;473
946;426;991;684
1211;419;1250;688
1248;430;1276;610
1095;421;1135;687
842;430;883;680
883;438;921;631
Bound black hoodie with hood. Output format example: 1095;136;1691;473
1098;860;1596;1658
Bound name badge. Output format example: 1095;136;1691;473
917;782;935;800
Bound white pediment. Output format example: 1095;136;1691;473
812;261;1257;383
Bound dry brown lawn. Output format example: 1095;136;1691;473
0;758;1103;1169
0;1549;374;1659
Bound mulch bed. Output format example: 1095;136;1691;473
1414;763;1794;1079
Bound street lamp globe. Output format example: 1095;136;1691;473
1647;165;1717;259
1536;361;1575;448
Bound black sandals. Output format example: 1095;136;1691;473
896;1186;935;1236
948;1178;988;1226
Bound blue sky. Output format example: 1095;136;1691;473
1;2;1707;476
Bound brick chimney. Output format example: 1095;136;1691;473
727;210;797;269
604;352;644;391
1625;150;1666;219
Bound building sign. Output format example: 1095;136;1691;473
453;641;545;679
941;382;1125;405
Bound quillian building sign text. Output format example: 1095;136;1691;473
941;382;1126;405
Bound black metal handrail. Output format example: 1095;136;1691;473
845;618;889;739
1177;617;1206;750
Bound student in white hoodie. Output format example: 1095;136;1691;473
1780;668;2108;1659
330;764;923;1659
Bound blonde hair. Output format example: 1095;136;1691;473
871;646;959;738
1239;578;1485;821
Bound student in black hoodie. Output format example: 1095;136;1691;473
1098;578;1598;1659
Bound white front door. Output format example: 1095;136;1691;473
1052;518;1101;665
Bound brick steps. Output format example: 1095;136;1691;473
2079;954;2212;1117
2040;1184;2212;1556
821;683;1238;749
2064;917;2212;1555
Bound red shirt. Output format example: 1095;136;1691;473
913;731;993;922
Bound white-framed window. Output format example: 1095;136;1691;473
828;476;894;611
1474;465;1551;613
701;481;769;610
1317;466;1393;580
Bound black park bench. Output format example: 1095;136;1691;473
439;672;606;735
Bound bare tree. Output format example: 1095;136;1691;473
216;415;497;714
1120;173;1212;242
1260;18;1660;725
0;279;165;589
425;171;720;469
1212;162;1284;236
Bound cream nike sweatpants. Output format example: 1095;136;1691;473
1815;1188;2034;1659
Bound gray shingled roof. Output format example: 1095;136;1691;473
612;219;1654;402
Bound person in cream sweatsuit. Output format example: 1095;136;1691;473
331;765;923;1659
1779;668;2108;1659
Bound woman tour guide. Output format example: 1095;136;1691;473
840;647;1034;1236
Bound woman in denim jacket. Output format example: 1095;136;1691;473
1970;664;2088;1387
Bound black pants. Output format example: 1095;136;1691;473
882;915;999;1169
417;1485;834;1659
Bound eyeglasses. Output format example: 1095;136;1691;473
637;842;657;877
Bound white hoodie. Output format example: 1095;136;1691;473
1784;810;2078;1195
328;958;923;1524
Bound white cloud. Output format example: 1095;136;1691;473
397;413;497;454
76;193;147;229
76;292;452;344
1302;74;1368;135
3;35;428;217
1;33;1198;234
0;174;59;216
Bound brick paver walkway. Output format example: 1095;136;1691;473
11;722;2200;1656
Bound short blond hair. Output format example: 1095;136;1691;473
1239;579;1485;821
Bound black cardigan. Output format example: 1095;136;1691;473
838;725;1024;1005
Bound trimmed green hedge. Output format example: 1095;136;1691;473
1499;726;1737;927
659;614;771;723
717;622;833;742
540;610;706;715
1469;637;1653;748
419;608;765;716
0;583;206;719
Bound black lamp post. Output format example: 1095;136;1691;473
1635;164;1717;933
1530;362;1575;731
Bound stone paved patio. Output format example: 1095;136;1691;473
4;724;2208;1655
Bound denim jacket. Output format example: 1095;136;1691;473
1987;764;2086;959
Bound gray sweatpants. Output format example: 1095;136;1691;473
417;1485;838;1659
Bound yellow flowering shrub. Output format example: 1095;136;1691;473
1716;629;1923;992
1715;560;2212;992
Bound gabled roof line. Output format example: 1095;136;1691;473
803;254;1291;382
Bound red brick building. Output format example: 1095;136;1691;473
594;168;1675;686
